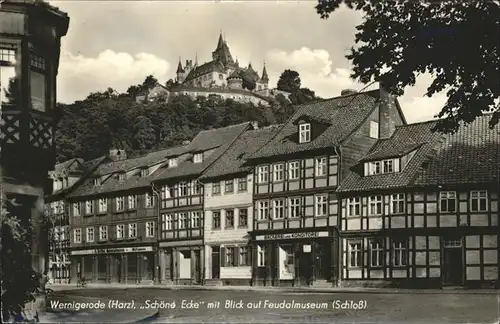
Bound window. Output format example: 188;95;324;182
161;185;170;200
0;47;17;107
128;195;137;209
145;192;154;208
118;173;126;181
30;69;46;112
257;245;266;267
368;195;383;216
168;158;178;167
85;201;93;215
128;223;137;238
390;194;405;214
98;198;107;213
315;195;328;217
237;177;247;192
212;182;221;195
238;209;248;227
146;221;155;238
346;197;361;217
178;182;188;197
383;160;394;173
212;211;221;229
369;161;381;175
116;197;125;211
273;164;284;182
178;213;188;229
257;201;269;220
73;229;82;243
370;241;384;267
116;224;124;239
349;242;362;267
367;159;399;175
315;157;327;177
257;166;269;183
224;180;234;193
273;199;285;219
225;247;237;266
299;123;311;143
73;203;81;217
288;161;300;180
162;214;174;231
439;191;456;213
99;226;108;241
470;190;488;212
193;153;203;163
239;246;249;266
93;178;101;186
191;211;201;228
289;198;301;218
86;227;94;243
392;239;408;267
225;210;235;228
140;168;149;177
192;180;201;195
369;121;379;138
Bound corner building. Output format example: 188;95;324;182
246;87;406;287
337;116;499;288
153;123;254;284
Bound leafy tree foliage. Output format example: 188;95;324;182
277;69;302;93
315;0;500;132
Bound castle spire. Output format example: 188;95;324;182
176;57;184;73
195;53;198;66
261;61;269;83
216;31;224;50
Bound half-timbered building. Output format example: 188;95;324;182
246;87;406;287
337;115;499;288
66;147;186;284
199;124;279;285
152;122;253;284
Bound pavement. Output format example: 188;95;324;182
48;282;500;295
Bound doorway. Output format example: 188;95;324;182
442;237;464;286
211;247;220;279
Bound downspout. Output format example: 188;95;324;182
333;145;342;288
196;178;206;285
151;182;161;284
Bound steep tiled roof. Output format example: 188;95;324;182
54;158;83;174
249;90;380;159
200;125;281;180
414;115;500;186
152;123;251;182
337;120;443;193
337;115;500;193
184;61;225;82
67;146;189;198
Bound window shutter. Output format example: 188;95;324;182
247;245;252;266
394;158;401;172
234;247;240;267
220;247;226;267
364;163;369;176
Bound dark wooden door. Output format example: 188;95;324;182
211;247;220;279
443;247;463;285
193;250;201;283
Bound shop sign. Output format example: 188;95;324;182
70;246;153;255
255;231;329;241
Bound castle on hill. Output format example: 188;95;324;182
138;33;290;106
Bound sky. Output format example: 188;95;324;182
50;0;448;123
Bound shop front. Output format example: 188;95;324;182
250;227;339;287
158;240;204;285
70;245;156;284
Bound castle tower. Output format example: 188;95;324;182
261;62;269;89
212;31;235;67
176;57;184;83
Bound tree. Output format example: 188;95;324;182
133;116;155;150
315;0;500;132
142;75;158;90
277;69;302;93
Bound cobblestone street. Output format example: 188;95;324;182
54;288;500;323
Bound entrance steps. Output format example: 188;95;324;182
204;279;223;286
312;279;333;288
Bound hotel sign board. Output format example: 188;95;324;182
70;246;153;256
255;231;329;241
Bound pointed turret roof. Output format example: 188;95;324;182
176;57;184;73
261;62;269;83
212;32;235;67
216;32;224;50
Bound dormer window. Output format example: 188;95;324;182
118;173;126;181
299;123;311;143
369;121;379;139
93;178;101;186
365;159;400;176
169;158;178;168
193;153;203;164
140;168;149;178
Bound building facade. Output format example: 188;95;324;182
245;87;406;287
337;116;499;288
153;122;253;284
200;126;279;285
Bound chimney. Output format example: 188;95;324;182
379;84;398;139
341;89;358;96
109;148;127;161
250;121;259;130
